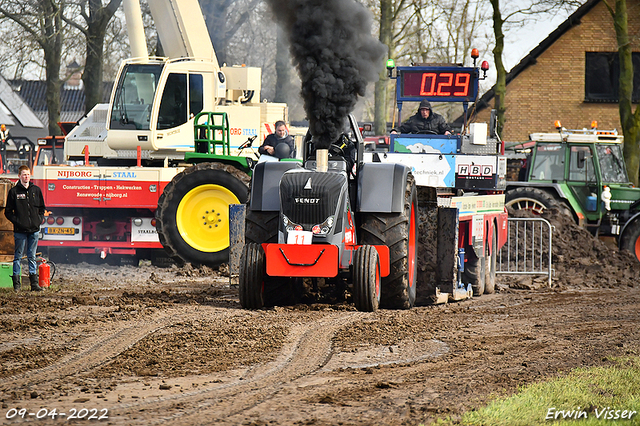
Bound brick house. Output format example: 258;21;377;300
470;0;640;142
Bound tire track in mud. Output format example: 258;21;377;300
0;306;230;395
110;311;366;425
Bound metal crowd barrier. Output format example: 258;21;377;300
497;217;554;287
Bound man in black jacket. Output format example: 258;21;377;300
258;120;296;159
5;165;45;291
394;100;452;135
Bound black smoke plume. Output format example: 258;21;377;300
266;0;386;149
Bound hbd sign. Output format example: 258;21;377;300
457;164;494;176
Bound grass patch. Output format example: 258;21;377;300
435;357;640;425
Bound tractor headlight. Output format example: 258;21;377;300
283;214;304;232
312;216;334;236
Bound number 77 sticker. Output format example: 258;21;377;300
287;230;313;245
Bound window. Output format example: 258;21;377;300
531;143;565;181
569;146;596;182
585;52;640;102
157;73;188;130
189;74;204;117
110;63;162;130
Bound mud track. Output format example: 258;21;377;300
0;208;639;426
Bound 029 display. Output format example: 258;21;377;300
398;67;478;102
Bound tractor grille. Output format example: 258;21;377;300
280;171;346;228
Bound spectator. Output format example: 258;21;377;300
0;124;10;173
4;165;46;291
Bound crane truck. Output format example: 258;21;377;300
504;122;640;262
239;53;508;311
31;0;286;265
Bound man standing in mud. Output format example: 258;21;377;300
5;165;46;291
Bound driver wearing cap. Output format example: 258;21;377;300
392;100;452;135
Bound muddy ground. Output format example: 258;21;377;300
0;210;638;425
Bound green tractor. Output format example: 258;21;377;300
155;112;254;266
504;124;640;262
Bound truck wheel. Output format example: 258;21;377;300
352;246;381;312
484;229;497;294
505;187;571;216
620;219;640;262
239;243;266;309
156;163;249;267
463;245;485;296
245;210;279;244
359;174;418;309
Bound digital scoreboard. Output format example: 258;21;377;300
396;66;479;103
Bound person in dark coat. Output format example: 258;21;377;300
258;120;296;159
394;100;452;135
4;165;46;291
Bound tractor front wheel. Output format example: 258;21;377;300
239;243;266;309
352;246;381;312
505;187;572;217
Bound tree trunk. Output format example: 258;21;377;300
609;0;640;185
374;0;392;135
84;25;106;114
41;0;64;136
81;0;122;114
490;0;506;137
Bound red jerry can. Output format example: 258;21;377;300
39;262;51;288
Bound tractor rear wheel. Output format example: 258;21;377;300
505;187;572;217
352;246;381;312
484;228;497;294
359;174;418;309
156;163;249;267
239;243;266;309
620;219;640;263
463;245;485;296
245;210;279;244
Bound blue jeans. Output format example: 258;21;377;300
13;231;39;276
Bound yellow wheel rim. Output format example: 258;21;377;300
176;184;240;253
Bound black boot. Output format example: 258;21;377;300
29;274;42;292
12;275;20;292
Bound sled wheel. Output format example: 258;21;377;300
156;163;249;267
463;244;485;296
505;187;572;217
352;246;381;312
484;226;497;294
620;219;640;263
239;243;266;309
359;174;418;309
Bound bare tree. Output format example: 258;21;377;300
602;0;640;185
0;0;67;136
488;0;583;136
65;0;123;113
200;0;262;66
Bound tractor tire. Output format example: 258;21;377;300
463;245;485;296
484;228;497;294
245;210;279;244
156;163;249;267
505;187;572;217
359;174;418;309
352;246;381;312
620;219;640;263
239;243;266;309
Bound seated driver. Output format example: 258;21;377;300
258;120;296;159
392;100;452;135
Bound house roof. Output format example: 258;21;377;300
460;0;600;121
